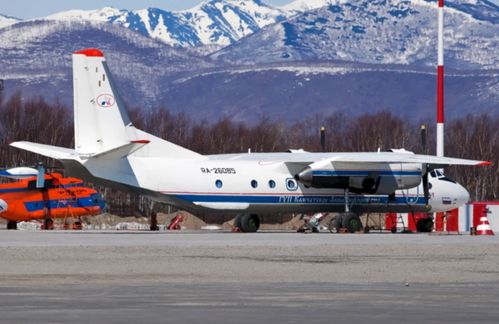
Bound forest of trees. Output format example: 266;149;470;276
0;91;497;216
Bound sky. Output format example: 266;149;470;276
1;0;292;19
1;0;499;19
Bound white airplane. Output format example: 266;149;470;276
11;48;491;232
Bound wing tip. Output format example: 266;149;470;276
10;141;27;148
478;161;493;166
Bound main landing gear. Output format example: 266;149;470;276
43;218;54;230
416;217;434;233
329;189;363;233
234;214;260;233
7;221;17;230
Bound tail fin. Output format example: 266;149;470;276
72;48;200;159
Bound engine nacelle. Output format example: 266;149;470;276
0;199;7;214
296;163;422;194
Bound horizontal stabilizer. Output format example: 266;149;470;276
91;140;150;160
10;141;78;160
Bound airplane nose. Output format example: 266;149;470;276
0;199;7;213
456;183;470;207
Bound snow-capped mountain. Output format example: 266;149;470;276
284;0;499;20
0;14;21;29
213;0;499;69
44;0;286;48
0;0;497;124
8;0;498;58
283;0;339;12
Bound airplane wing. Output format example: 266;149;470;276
279;152;491;168
217;150;490;167
325;153;491;167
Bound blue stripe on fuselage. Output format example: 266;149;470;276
175;194;426;205
312;170;421;176
0;188;30;194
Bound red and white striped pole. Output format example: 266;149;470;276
436;0;445;157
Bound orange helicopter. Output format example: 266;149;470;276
0;165;105;230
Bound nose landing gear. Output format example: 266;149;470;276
6;221;17;230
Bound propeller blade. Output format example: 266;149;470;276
422;164;430;206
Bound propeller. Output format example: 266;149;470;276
422;164;430;206
420;125;430;207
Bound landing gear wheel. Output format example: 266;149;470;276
329;214;343;233
341;212;363;233
74;221;83;230
416;218;434;233
7;221;17;230
233;214;243;230
240;214;260;233
44;219;54;230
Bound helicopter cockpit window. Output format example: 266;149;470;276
27;179;56;189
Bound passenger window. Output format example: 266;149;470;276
268;180;276;189
215;180;223;189
251;180;258;189
286;178;298;191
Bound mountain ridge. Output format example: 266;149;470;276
0;0;497;124
40;0;286;48
212;0;499;69
0;13;21;29
1;0;497;52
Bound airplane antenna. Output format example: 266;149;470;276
320;126;326;152
436;0;445;157
420;124;427;155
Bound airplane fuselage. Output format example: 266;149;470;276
64;152;470;216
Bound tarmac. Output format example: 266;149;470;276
1;231;499;323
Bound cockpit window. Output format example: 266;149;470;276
28;179;56;189
430;170;446;179
439;176;457;184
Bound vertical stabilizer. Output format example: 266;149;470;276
72;48;201;159
73;48;134;155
